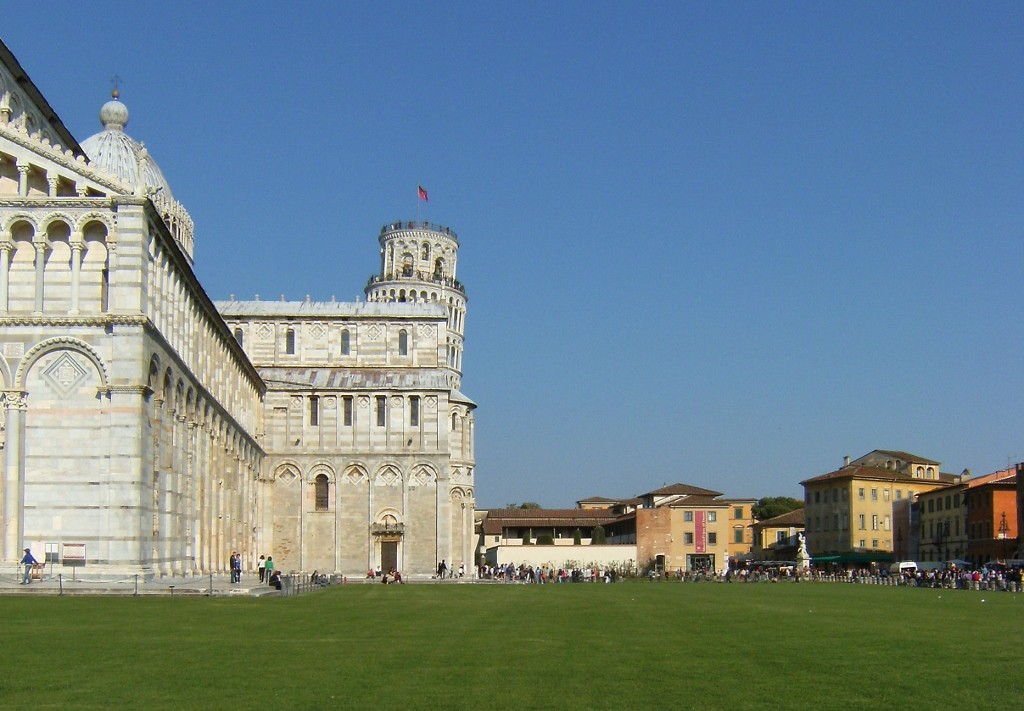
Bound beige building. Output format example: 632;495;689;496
0;39;474;579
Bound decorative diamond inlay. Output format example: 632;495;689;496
42;352;89;397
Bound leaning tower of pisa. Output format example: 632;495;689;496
365;220;467;388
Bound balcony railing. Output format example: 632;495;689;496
366;270;466;295
370;522;405;536
380;220;459;243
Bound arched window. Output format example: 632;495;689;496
285;328;296;355
398;329;408;355
451;412;458;430
233;327;244;347
340;329;351;355
314;474;329;512
421;242;430;260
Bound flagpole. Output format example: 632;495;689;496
416;185;420;223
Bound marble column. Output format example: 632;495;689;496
0;238;11;312
31;239;46;314
69;233;83;314
1;391;27;561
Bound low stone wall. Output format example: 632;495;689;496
490;544;637;572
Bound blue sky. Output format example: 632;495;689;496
4;3;1022;506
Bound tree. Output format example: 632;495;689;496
521;529;531;545
536;534;554;546
591;525;606;544
752;496;803;521
505;502;542;510
573;528;583;545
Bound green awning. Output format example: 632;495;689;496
811;552;895;565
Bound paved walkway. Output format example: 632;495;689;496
0;568;483;595
0;568;280;596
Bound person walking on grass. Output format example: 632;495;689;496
21;548;38;585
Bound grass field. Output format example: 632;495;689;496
2;581;1021;710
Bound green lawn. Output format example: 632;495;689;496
2;581;1020;710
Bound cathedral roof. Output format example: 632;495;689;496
216;300;446;319
79;92;174;198
258;367;453;390
450;388;476;407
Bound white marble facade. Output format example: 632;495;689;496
0;40;474;578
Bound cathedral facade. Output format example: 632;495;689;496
0;40;474;579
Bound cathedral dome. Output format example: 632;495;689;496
80;91;174;199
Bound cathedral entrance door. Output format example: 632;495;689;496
381;541;398;572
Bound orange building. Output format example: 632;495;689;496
965;469;1018;567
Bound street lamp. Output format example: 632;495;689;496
998;511;1010;563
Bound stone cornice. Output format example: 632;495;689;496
100;384;154;397
0;314;148;327
0;197;115;209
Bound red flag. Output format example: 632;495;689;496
417;185;429;202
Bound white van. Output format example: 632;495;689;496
890;561;918;575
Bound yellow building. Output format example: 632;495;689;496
800;450;954;564
751;508;805;561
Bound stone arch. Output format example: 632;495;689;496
307;461;337;483
40;211;76;233
1;212;39;235
376;507;403;526
147;355;161;390
76;212;115;234
8;217;36;294
15;337;108;391
161;367;174;400
175;378;186;413
80;217;111;299
184;387;196;419
20;337;109;539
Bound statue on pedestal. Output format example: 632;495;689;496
796;532;810;570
